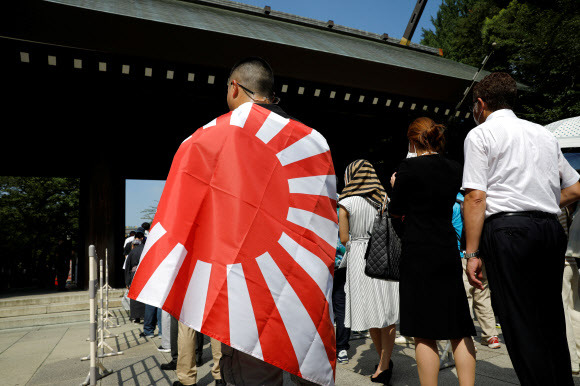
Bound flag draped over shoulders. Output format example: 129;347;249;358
128;102;338;386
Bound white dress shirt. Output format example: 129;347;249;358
123;235;135;248
463;109;579;218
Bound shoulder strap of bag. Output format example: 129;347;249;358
380;193;388;215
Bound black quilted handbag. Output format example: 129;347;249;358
364;199;402;281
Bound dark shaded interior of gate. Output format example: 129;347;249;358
0;1;476;289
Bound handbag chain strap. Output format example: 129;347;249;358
380;193;389;215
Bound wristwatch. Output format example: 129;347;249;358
464;250;480;259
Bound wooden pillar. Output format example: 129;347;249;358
80;156;125;289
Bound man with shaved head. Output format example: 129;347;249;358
173;58;297;386
220;57;290;385
226;57;279;110
160;57;337;386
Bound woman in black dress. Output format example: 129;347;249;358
389;117;476;385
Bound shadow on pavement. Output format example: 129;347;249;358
114;355;173;385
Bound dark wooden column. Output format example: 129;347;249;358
80;156;125;289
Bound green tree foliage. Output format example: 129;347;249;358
0;177;80;289
421;0;579;124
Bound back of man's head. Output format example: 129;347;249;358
473;72;517;112
229;57;275;100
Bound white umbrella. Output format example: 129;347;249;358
545;116;580;148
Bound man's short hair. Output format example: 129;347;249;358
141;222;150;231
229;57;275;100
473;72;517;111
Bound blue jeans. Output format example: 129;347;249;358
143;305;158;336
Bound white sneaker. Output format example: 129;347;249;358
337;349;349;364
394;336;414;344
484;336;501;349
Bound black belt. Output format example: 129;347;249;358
486;211;558;223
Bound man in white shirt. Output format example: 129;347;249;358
463;72;580;385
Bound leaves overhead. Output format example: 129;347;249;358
421;0;580;124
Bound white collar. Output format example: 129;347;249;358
485;109;517;122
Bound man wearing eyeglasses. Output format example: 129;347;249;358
172;57;312;386
226;58;282;115
173;57;287;386
220;57;291;385
463;72;580;385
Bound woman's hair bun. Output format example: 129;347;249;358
407;117;446;152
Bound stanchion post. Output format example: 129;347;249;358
103;249;119;328
89;246;98;384
99;259;105;357
81;245;116;386
94;258;122;356
81;245;113;385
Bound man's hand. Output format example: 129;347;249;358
466;257;484;290
390;172;397;188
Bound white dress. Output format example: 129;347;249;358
339;196;399;331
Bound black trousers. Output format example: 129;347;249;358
481;214;573;386
170;315;204;364
170;315;179;363
332;267;351;352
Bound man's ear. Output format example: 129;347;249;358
478;98;486;111
231;80;239;99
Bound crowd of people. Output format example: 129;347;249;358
122;58;580;386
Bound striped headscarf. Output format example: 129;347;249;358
339;159;387;207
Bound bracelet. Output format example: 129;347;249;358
464;250;480;259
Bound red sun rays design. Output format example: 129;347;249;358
128;103;338;385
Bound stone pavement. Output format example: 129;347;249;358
1;308;579;386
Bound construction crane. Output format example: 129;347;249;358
400;0;428;46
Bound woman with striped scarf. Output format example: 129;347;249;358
338;159;400;385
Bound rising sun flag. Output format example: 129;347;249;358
128;102;338;385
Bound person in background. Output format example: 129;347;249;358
54;235;72;291
129;223;159;338
453;191;500;350
160;315;180;371
339;159;399;385
390;117;476;386
174;322;224;386
123;231;136;270
463;72;580;385
141;304;159;338
123;231;136;269
157;310;171;353
561;203;580;374
333;194;351;364
141;222;150;238
124;230;136;248
125;229;146;324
